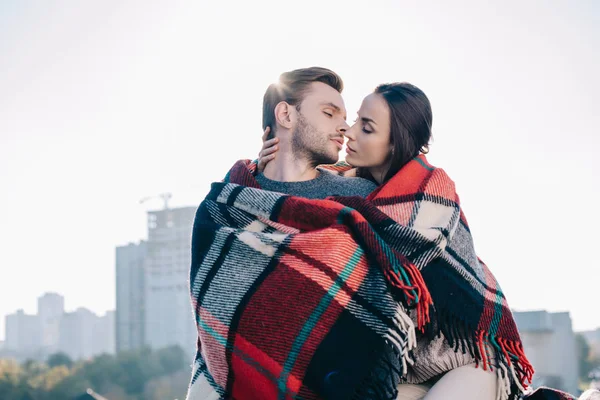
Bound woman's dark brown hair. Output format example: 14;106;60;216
358;83;432;183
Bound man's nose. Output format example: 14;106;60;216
338;120;350;134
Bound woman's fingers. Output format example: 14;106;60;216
258;138;279;157
259;143;278;158
257;153;276;173
261;126;271;142
257;127;279;173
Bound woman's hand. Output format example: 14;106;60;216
257;126;280;173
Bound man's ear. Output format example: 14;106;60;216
274;101;295;130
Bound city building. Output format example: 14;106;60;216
514;310;579;395
95;310;115;356
59;307;99;360
5;309;41;355
144;206;197;353
38;292;65;354
4;295;115;361
116;241;147;352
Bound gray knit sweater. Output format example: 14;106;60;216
255;170;377;199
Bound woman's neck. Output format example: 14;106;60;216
368;166;389;185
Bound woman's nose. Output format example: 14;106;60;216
343;124;356;140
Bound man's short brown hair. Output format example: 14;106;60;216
262;67;344;139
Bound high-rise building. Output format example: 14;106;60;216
37;292;65;354
58;307;98;360
144;206;197;353
5;309;41;354
4;295;114;361
514;310;579;395
116;241;147;352
95;310;115;356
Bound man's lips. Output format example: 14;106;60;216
331;137;344;150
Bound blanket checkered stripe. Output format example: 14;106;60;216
186;155;533;400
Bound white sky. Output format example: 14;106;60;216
1;0;599;340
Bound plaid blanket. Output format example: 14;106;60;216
187;155;533;400
522;387;579;400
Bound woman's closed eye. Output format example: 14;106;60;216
354;116;373;133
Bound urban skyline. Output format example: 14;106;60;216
1;204;197;364
2;292;114;362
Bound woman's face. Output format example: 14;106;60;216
344;93;392;172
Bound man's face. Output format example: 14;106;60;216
291;82;349;167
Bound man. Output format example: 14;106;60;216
256;67;376;198
186;68;377;400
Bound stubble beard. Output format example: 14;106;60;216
291;113;339;168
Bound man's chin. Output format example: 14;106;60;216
325;153;340;165
306;149;339;166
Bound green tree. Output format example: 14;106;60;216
577;333;592;380
28;365;70;392
114;347;163;396
81;353;119;392
0;359;23;385
47;373;92;400
47;352;73;369
156;345;186;375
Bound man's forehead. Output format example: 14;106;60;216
304;82;346;112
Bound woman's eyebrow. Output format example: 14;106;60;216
361;116;377;125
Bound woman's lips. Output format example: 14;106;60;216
346;145;356;153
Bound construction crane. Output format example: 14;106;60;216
139;192;172;210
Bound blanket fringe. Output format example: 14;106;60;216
432;310;533;400
380;258;534;400
479;331;534;399
383;259;433;333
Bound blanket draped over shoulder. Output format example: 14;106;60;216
187;155;533;400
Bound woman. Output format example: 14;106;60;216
257;83;522;400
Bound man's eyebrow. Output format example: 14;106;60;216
321;102;347;119
321;102;342;112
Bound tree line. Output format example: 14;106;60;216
0;345;190;400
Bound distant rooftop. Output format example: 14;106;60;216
513;310;555;333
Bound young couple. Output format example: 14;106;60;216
187;67;533;400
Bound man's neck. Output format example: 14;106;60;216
262;151;319;182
